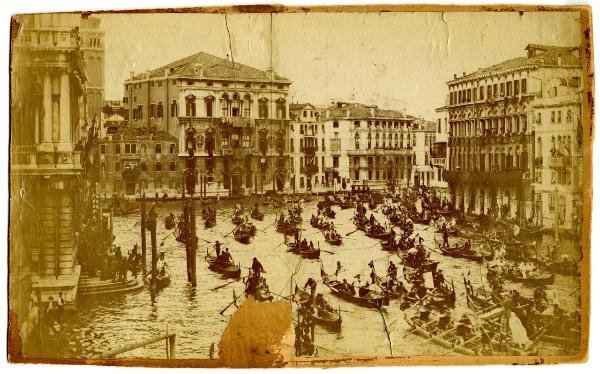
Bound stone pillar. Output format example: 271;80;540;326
57;72;72;152
39;74;53;152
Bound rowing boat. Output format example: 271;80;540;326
320;267;389;309
205;251;242;279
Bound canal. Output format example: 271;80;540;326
57;198;581;359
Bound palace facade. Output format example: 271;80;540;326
443;44;583;232
122;51;292;196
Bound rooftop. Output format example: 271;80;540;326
449;44;581;84
322;102;413;120
130;51;291;83
100;127;177;142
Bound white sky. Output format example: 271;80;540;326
98;11;582;119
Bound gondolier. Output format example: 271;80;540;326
252;257;264;276
214;240;221;258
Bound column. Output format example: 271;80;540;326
57;72;72;152
39;74;53;151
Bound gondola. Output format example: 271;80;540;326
320;266;389;309
232;214;244;226
164;215;176;230
287;241;320;260
250;209;264;221
234;223;256;244
324;231;342;246
204;251;241;278
339;200;352;210
310;216;330;230
506;271;555;286
320;206;336;219
245;275;273;302
366;224;389;240
435;239;487;262
204;218;216;228
295;287;342;332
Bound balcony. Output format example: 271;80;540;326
549;155;570;170
300;164;319;175
431;158;446;167
443;169;525;185
11;145;83;175
303;146;316;156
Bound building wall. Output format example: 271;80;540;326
80;16;105;132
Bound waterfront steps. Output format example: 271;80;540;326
78;275;144;296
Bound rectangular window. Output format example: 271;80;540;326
333;156;339;168
507;81;512;96
155;179;162;190
131;144;137;154
155;143;162;153
100;144;106;154
115;162;120;172
557;111;562;123
100;162;105;172
141;162;147;171
521;78;527;93
171;100;178;117
514;80;520;95
125;144;131;154
169;162;176;171
170;143;175;153
115;143;121;154
155;162;162;171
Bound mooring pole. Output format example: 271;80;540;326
141;194;147;275
149;203;158;291
189;199;197;287
184;201;191;283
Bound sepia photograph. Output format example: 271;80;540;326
7;4;593;368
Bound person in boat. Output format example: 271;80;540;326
388;262;397;280
442;226;449;248
342;279;352;295
433;269;445;288
335;261;343;277
370;213;375;225
128;244;141;277
455;314;473;345
157;249;167;277
464;240;472;251
301;238;308;249
304;278;318;300
252;257;264;276
214;240;221;258
220;248;232;264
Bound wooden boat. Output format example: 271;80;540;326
320;267;389;309
295;287;342;332
339;200;352;209
234;223;256;244
310;216;330;230
324;231;342;246
320;206;336;219
436;226;460;236
164;215;176;230
204;251;241;278
204;218;216;228
435;239;486;262
232;214;244;226
250;209;264;221
277;219;299;236
245;275;273;302
506;271;555;286
287;241;320;260
366;224;389;240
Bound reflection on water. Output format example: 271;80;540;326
52;199;580;359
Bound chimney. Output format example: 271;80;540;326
453;73;457;79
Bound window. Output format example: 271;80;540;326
155;162;162;171
276;99;286;119
354;133;360;150
100;144;106;154
138;105;143;119
354;121;360;128
521;78;527;93
141;162;147;171
514;80;520;95
115;162;120;172
155;143;162;153
243;94;252;117
204;96;214;117
557;111;562;123
551;111;556;123
115;143;121;154
333;156;339;168
150;104;156;118
185;96;196;117
322;138;325;151
169;143;175;153
100;162;105;172
171;100;178;117
169;162;176;171
157;102;163;118
290;139;294;152
125;144;131;154
154;179;162;190
333;121;339;128
258;98;268;118
507;81;512;96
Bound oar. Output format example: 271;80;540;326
346;229;360;236
212;279;239;291
219;294;241;315
160;231;175;246
224;226;238;238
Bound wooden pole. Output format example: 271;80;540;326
149;204;158;290
168;334;176;359
141;195;147;275
184;201;191;282
189;199;197;287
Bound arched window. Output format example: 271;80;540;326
400;133;404;148
354;133;360;150
367;133;372;149
231;93;240;117
243;94;252;117
185;95;196;117
375;133;380;148
204;96;214;117
394;133;398;148
221;93;229;117
258;98;268;119
536;137;542;158
276;98;286;119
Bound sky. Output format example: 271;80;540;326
98;11;582;119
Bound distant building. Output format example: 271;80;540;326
98;128;180;197
318;102;420;191
431;106;449;193
80;16;105;131
122;51;292;196
444;43;583;233
410;120;438;187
